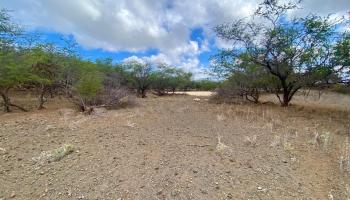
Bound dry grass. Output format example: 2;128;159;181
210;90;350;179
261;90;350;112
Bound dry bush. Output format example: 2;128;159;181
330;84;350;94
210;88;245;104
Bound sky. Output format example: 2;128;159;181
2;0;349;79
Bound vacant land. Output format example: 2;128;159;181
0;93;350;199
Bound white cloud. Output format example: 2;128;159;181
122;40;209;79
3;0;349;79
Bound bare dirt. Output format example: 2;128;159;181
1;94;350;199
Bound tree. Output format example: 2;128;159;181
214;0;341;106
333;33;350;84
74;71;103;112
225;53;276;103
150;65;191;95
0;52;34;112
70;61;129;113
0;9;31;112
151;70;170;96
29;44;63;109
194;80;221;91
169;70;193;93
123;61;153;98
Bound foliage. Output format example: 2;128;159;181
0;9;33;112
213;0;346;106
194;80;221;91
122;61;153;98
75;72;103;98
150;65;193;95
333;33;350;83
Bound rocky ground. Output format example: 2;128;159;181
0;94;349;199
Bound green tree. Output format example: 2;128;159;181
169;70;193;92
194;80;221;91
333;33;350;83
214;0;341;106
29;44;63;109
0;9;32;112
123;61;153;98
69;61;103;111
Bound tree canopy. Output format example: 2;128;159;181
213;0;349;106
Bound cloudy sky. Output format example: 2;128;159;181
2;0;349;79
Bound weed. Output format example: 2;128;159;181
32;144;74;165
216;135;229;151
244;135;257;147
52;144;74;161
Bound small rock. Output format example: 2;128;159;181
200;189;208;194
45;125;56;131
171;190;180;197
257;186;263;190
0;147;6;155
93;107;107;116
10;191;16;198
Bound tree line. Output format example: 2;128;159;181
0;9;220;113
212;0;350;106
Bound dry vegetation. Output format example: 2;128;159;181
0;91;349;199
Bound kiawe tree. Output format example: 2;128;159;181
123;61;153;98
150;65;193;95
214;0;343;106
29;44;63;109
0;52;33;112
333;33;350;83
0;9;32;112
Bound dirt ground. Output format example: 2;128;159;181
1;93;350;199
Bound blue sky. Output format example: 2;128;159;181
40;27;217;67
3;0;349;79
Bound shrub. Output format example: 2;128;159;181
71;71;129;113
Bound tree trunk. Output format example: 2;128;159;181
245;91;259;104
279;78;292;107
49;87;54;98
281;88;290;107
0;88;28;112
38;85;48;110
141;88;146;98
0;89;11;112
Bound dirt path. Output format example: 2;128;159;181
0;95;349;199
